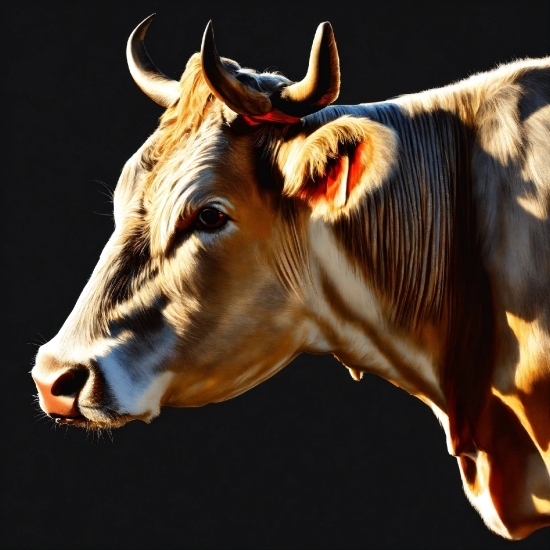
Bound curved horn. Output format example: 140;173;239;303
200;21;272;116
273;22;340;117
127;14;180;108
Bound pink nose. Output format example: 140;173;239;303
32;367;88;418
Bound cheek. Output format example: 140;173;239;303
233;191;276;241
158;215;286;349
205;225;274;287
167;259;289;355
167;317;301;407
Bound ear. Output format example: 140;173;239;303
281;117;397;219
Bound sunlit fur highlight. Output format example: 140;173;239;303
151;53;216;163
145;115;229;256
290;57;549;538
138;54;236;257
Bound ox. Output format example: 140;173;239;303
32;15;550;539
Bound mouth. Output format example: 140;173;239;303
47;407;151;429
50;412;86;425
48;409;129;429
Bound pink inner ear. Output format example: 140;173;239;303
347;142;370;196
325;155;349;207
298;141;370;209
241;110;302;126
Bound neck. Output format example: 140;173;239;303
305;217;448;409
303;99;495;454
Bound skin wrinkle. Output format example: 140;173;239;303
325;105;457;329
318;270;445;408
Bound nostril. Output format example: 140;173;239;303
51;369;89;398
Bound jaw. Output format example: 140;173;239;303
164;341;305;408
160;294;312;408
56;323;308;423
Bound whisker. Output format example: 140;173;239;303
92;210;114;218
92;179;115;200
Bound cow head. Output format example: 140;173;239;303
32;15;395;428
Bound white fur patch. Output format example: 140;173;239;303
96;325;176;418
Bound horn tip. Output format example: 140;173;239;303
127;14;179;108
131;14;157;42
140;13;157;28
317;21;335;40
202;20;216;51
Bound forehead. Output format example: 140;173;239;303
113;109;269;254
114;113;226;199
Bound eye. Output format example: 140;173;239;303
194;207;229;230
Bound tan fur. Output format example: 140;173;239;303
152;54;215;163
397;57;550;126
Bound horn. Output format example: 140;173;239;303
273;22;340;117
200;21;272;116
127;14;180;108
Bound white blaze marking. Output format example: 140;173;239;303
97;325;176;417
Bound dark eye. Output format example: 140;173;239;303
195;207;228;230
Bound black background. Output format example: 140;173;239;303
3;1;549;548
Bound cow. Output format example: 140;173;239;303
31;14;550;540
